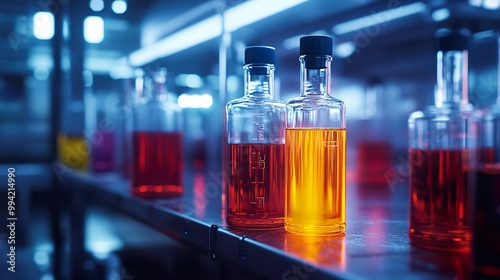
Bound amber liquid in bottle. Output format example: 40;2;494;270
227;143;284;229
409;149;472;251
285;128;346;235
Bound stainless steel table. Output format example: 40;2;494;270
60;164;473;280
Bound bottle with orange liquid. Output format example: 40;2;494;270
473;37;500;278
226;46;285;229
285;35;346;235
131;68;183;198
408;29;476;251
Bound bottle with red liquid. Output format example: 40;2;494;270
408;29;477;251
225;46;285;229
132;68;183;198
473;37;500;278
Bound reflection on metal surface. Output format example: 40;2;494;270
193;172;207;218
284;233;346;271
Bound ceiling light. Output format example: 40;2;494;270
128;0;307;66
89;0;104;12
468;0;482;7
33;12;54;40
483;0;500;9
178;93;213;109
84;16;104;43
334;41;356;58
112;0;127;14
431;8;450;22
175;74;203;88
332;2;426;35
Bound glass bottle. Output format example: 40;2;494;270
473;37;500;277
131;68;183;198
225;46;285;229
285;35;346;235
89;91;116;172
408;29;476;251
58;101;89;172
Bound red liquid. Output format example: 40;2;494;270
478;147;497;164
227;144;284;229
474;162;500;277
132;131;183;198
409;149;472;251
357;141;392;184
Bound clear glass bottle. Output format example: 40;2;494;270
408;29;476;251
473;37;500;277
285;35;346;235
225;46;285;229
89;91;116;172
132;68;183;198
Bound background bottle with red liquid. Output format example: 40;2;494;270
408;29;477;252
225;46;285;229
132;68;183;198
473;37;500;278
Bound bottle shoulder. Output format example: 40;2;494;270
285;95;345;109
409;104;477;122
226;96;286;110
478;104;500;121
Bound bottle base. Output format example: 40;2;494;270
227;216;283;230
409;226;472;252
285;222;346;236
132;185;183;198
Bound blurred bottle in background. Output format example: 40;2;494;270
58;100;89;172
88;91;116;172
226;46;285;229
356;78;393;186
473;36;500;278
408;29;476;252
118;69;147;179
131;68;183;198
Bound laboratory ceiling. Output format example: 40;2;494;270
0;0;499;77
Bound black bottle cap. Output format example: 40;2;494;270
436;28;470;51
245;46;276;65
300;35;333;56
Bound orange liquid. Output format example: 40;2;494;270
285;128;346;235
227;144;284;229
409;149;472;251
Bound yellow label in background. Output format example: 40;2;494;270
58;133;89;172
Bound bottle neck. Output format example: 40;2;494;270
435;50;468;108
244;64;274;97
144;74;167;102
300;55;332;96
